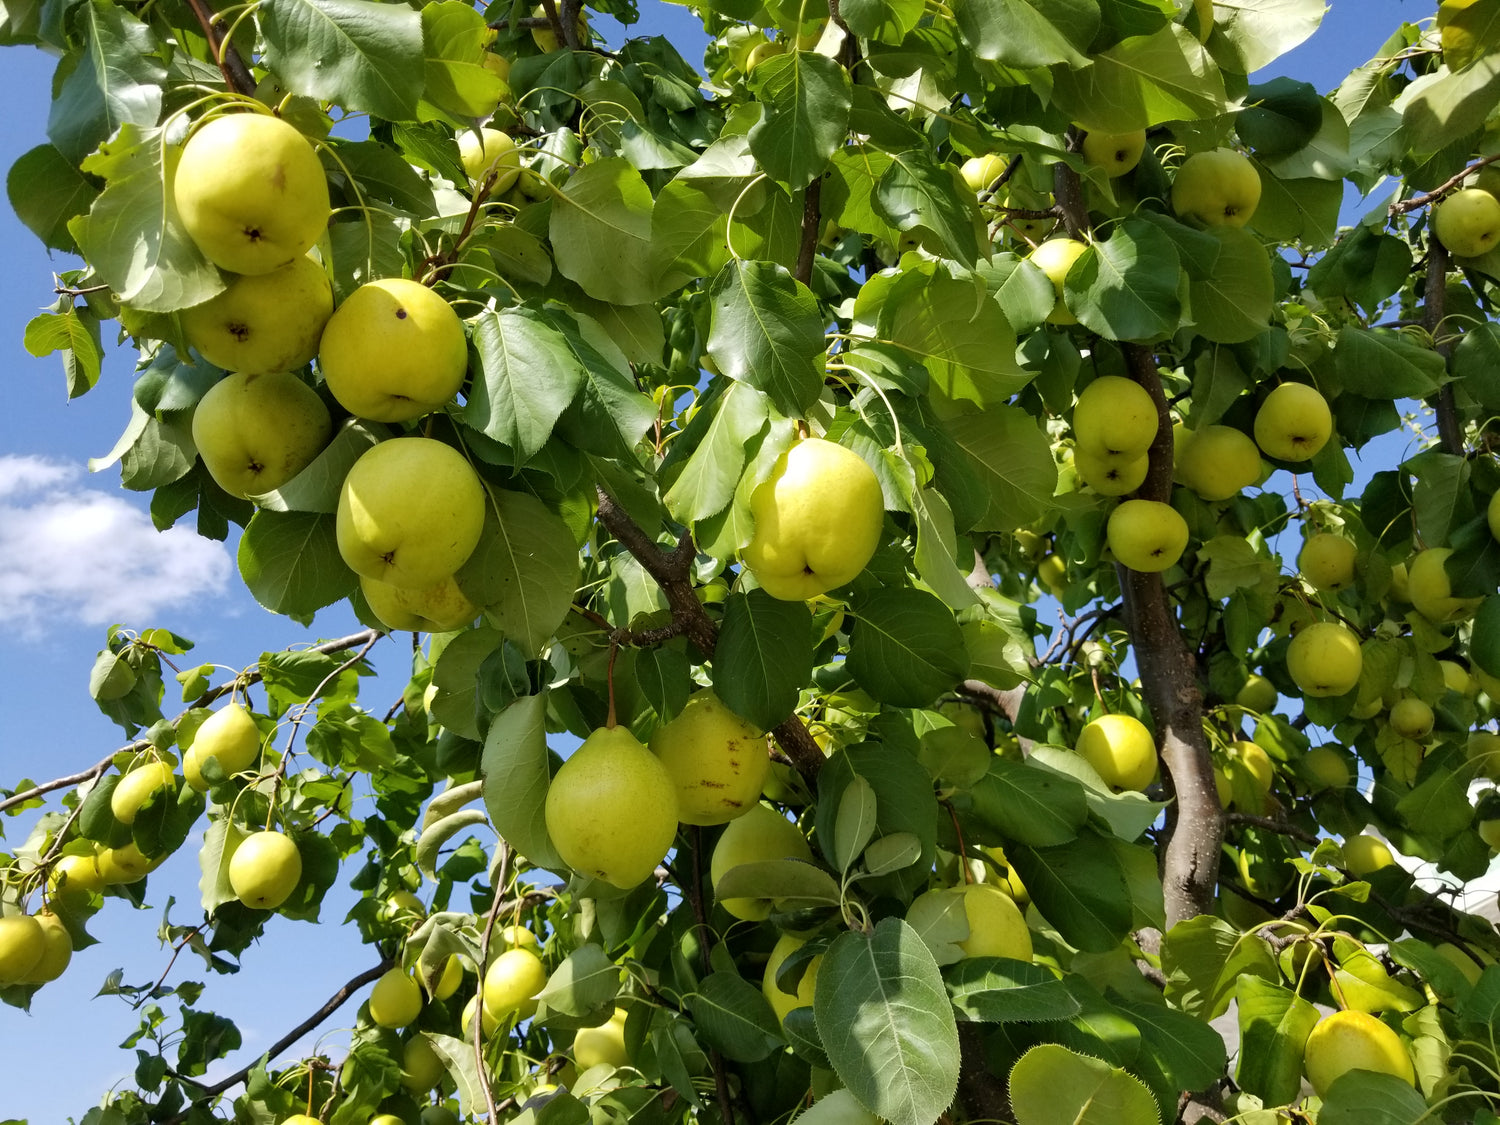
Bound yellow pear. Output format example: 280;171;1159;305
1286;621;1362;697
184;702;262;791
1171;148;1261;228
1079;128;1147;176
1407;547;1482;623
544;725;680;888
1175;424;1262;501
1434;186;1500;257
96;842;159;884
401;1034;447;1092
180;254;332;374
762;933;820;1023
650;690;768;825
361;573;479;633
1073;376;1158;459
1302;1010;1414;1095
1030;238;1088;324
1075;713;1157;791
191;371;332;499
48;853;104;900
573;1007;630;1069
319;278;469;423
1106;499;1189;573
335;437;487;590
174;113;330;275
961;153;1009;193
1341;833;1395;877
0;915;45;985
1298;533;1358;591
110;759;177;825
1253;383;1332;462
21;911;73;983
228;830;302;910
369;968;423;1028
741;438;885;601
1303;746;1352;791
710;803;815;920
1074;449;1148;495
482;947;547;1022
458;128;521;194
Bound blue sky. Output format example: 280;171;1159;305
0;2;1469;1121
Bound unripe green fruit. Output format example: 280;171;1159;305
370;968;423;1028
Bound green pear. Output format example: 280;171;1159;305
1075;712;1157;791
1106;499;1189;573
191;371;332;499
180;253;332;373
710;803;814;920
1171;148;1261;228
651;690;768;825
1286;621;1362;697
184;702;262;791
1434;187;1500;257
361;573;479;633
228;830;302;909
1253;383;1332;462
458;128;521;194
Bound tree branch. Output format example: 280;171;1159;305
1389;151;1500;215
955;1023;1014;1123
795;176;823;287
183;0;256;96
1121;343;1222;927
165;958;394;1120
1422;239;1463;456
0;754;117;815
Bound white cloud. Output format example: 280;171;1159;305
0;454;232;633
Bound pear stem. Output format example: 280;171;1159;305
606;641;620;729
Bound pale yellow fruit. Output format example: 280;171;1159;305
1227;740;1275;806
1076;713;1157;791
184;702;262;791
1175;424;1262;501
1467;731;1500;782
1286;622;1362;697
794;1090;880;1125
462;992;500;1037
573;1007;629;1069
319;278;469;423
335;437;487;590
1236;674;1278;713
401;1034;447;1092
1303;746;1352;791
0;915;45;985
96;842;157;884
1303;1009;1414;1095
1079;128;1147;176
1488;489;1500;541
1388;561;1410;602
111;759;177;825
651;690;768;825
1171;148;1261;228
369;968;423;1028
1440;659;1475;695
48;853;104;899
1388;695;1435;740
961;153;1008;193
1253;383;1332;462
499;925;540;950
1030;238;1088;325
955;883;1032;960
1407;547;1482;623
482;947;546;1022
22;911;73;983
711;803;815;920
744;39;783;70
1075;449;1149;495
762;934;820;1023
742;438;885;601
1107;499;1189;573
1342;833;1396;877
191;371;332;499
1037;553;1067;596
530;2;587;50
432;954;464;1001
458;128;521;194
545;726;679;889
361;573;479;633
1298;533;1358;591
228;830;302;910
180;254;333;374
174;113;330;275
1434;187;1500;257
1074;375;1158;458
1480;816;1500;850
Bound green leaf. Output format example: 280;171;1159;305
237;510;356;621
662;380;769;524
1067;219;1182;342
463;305;587;463
816;743;937;899
712;859;843;907
1237;77;1325;156
1211;0;1326;73
1333;326;1447;398
261;0;424;121
538;944;621;1017
712;590;813;731
24;307;103;398
457;489;579;657
833;774;879;874
198;816;246;913
1050;24;1227;134
1008;829;1134;953
1451;322;1500;409
748;51;853;189
421;0;507;118
45;0;164;162
1318;1071;1430;1125
481;693;565;871
549;311;658;461
550;157;658;304
814;919;960;1125
1251;170;1342;246
954;0;1092;68
253;420;384;516
430;627;502;739
1233;976;1319;1106
423;1032;490;1117
847;587;969;708
942;407;1059;531
706;260;825;416
840;0;923;44
327;139;434;214
912;488;980;610
945;957;1083;1023
688;973;785;1062
72;124;224;313
1185;227;1274;344
1114;996;1227;1098
1160;913;1279;1019
878;272;1024;406
1009;1043;1160;1125
875;150;982;267
967;756;1088;848
1399;54;1500;155
8;144;96;252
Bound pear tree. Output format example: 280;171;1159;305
5;1;1500;1124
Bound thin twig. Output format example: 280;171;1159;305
795;177;823;286
182;0;256;94
1389;151;1500;215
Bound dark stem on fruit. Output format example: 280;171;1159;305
1422;239;1464;456
795;176;823;286
184;0;256;95
593;485;826;779
160;957;395;1119
1121;341;1223;926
